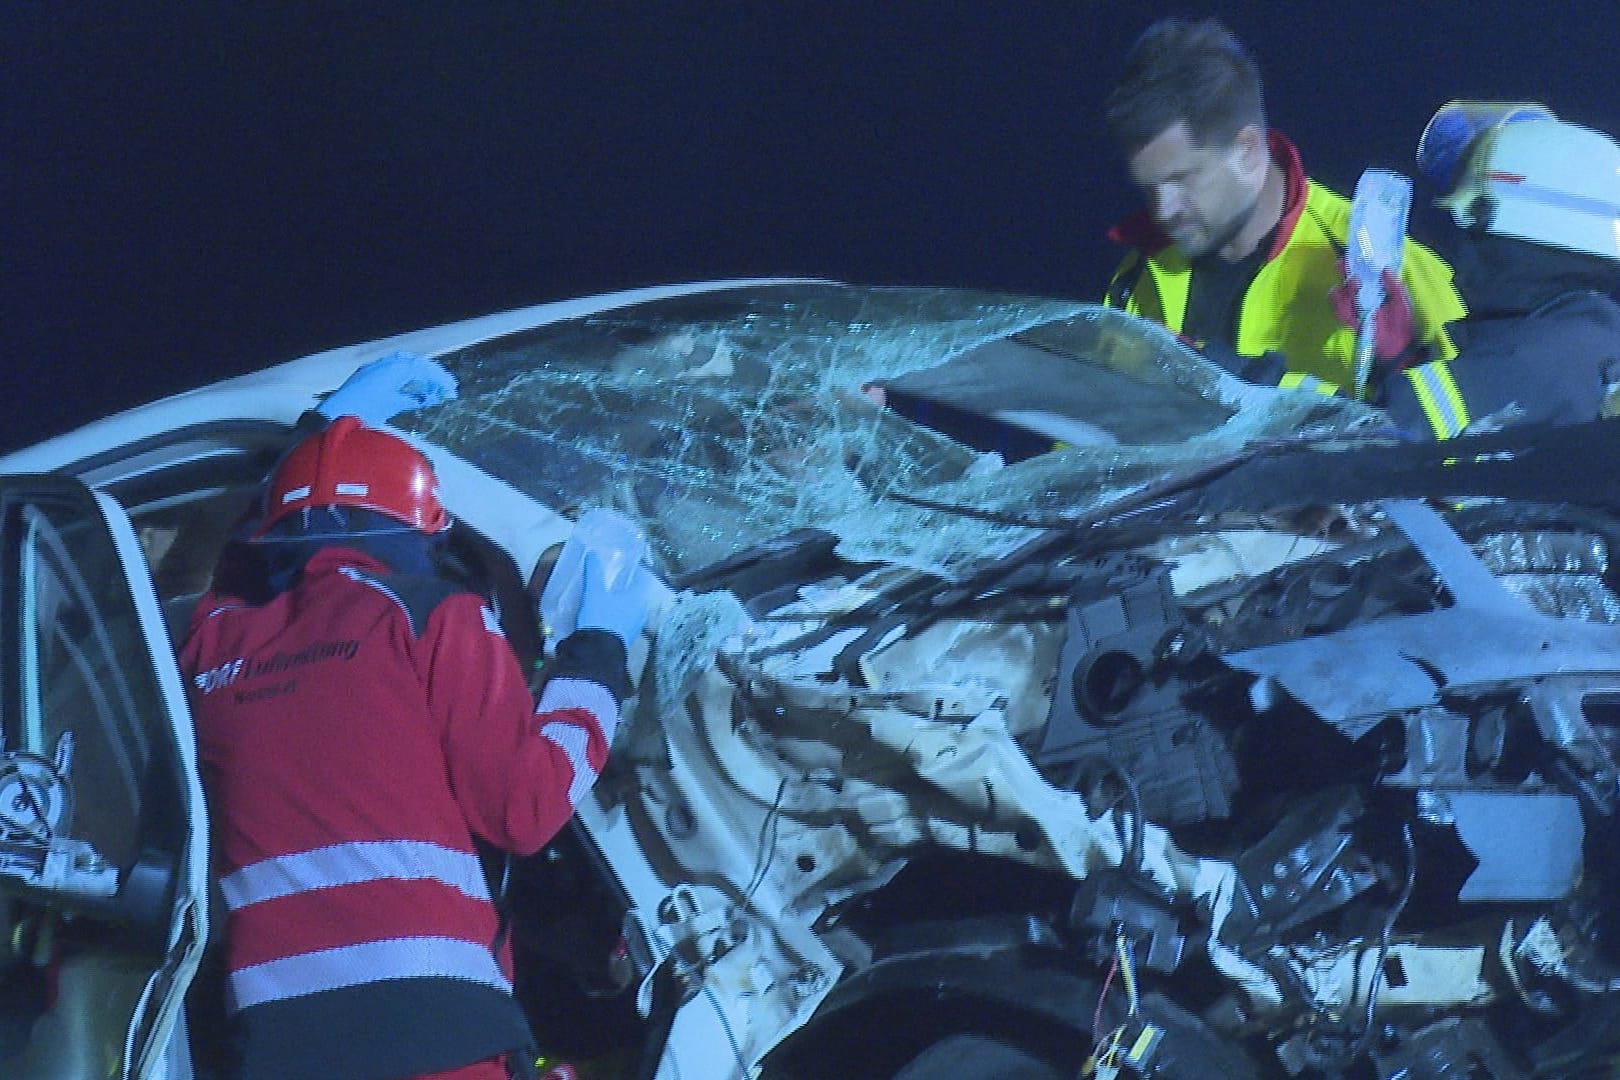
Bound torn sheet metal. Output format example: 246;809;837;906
1228;500;1620;733
1379;498;1529;612
1229;598;1620;733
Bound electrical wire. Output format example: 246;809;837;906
1345;821;1417;1068
701;981;753;1080
1092;951;1119;1040
1064;755;1145;877
1087;932;1145;1076
1116;931;1140;1016
741;778;788;905
634;779;786;1080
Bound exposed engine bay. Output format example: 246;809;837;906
697;490;1620;1077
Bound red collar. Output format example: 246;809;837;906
1107;130;1308;262
304;545;394;578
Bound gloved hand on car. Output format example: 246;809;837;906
1329;263;1415;366
317;350;459;424
575;551;656;648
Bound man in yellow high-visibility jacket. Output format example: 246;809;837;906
1101;18;1466;399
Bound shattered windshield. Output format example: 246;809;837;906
406;285;1379;580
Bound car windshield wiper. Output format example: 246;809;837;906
752;433;1338;680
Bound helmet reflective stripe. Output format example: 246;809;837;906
1484;175;1620;238
1442;117;1620;261
1417;101;1555;191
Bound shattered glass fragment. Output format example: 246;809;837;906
404;285;1375;584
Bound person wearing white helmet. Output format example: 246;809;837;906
1378;103;1620;439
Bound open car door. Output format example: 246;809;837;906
0;477;208;1079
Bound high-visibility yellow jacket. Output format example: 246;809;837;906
1104;132;1466;399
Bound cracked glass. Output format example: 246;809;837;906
403;284;1378;583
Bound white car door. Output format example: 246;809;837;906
0;477;208;1080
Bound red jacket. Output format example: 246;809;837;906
181;545;627;1080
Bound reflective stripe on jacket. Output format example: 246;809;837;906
1400;360;1472;439
1105;132;1466;399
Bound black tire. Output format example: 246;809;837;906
891;1034;1066;1080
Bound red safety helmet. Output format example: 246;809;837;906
258;415;450;535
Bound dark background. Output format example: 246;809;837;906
4;4;1615;453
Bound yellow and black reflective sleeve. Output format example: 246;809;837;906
1403;359;1471;440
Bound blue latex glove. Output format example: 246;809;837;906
575;551;654;647
316;351;459;424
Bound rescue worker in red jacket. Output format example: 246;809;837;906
181;414;655;1080
1101;17;1466;398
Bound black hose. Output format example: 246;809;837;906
1064;754;1146;878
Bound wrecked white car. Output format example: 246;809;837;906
2;281;1618;1078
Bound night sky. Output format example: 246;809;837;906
4;4;1615;454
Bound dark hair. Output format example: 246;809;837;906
1105;18;1266;153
